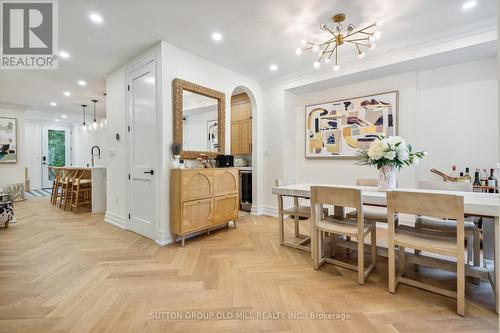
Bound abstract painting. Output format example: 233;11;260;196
207;120;218;152
305;91;398;158
0;117;17;163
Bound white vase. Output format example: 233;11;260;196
378;165;397;191
172;155;180;169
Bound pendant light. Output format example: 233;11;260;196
92;99;98;130
81;104;88;131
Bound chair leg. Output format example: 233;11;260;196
399;246;406;275
414;249;421;272
457;252;465;316
278;212;284;246
294;214;299;238
313;227;320;270
388;238;396;293
346;236;352;255
371;225;377;267
466;235;473;265
357;234;365;285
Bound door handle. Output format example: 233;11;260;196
144;170;154;175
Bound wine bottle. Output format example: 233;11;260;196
488;168;497;193
473;170;481;192
463;168;471;182
481;168;488;186
451;165;457;178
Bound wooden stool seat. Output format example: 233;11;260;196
395;225;457;256
346;208;388;223
320;217;374;237
282;205;314;218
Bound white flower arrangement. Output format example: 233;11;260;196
357;135;426;169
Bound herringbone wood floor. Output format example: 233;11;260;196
0;198;498;333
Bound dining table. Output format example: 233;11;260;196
272;183;500;313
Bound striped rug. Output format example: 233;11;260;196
25;189;52;198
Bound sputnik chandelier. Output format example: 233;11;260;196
296;13;382;71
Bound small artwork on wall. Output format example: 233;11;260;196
0;117;17;163
305;91;398;158
207;120;218;152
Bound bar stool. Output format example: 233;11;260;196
70;170;92;213
310;186;377;285
387;190;466;316
50;167;63;205
59;169;77;210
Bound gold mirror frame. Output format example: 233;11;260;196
173;78;226;159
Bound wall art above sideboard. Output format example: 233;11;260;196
305;91;398;158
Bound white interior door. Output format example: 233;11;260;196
127;60;157;239
41;126;72;189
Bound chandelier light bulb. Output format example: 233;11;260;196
357;51;365;59
82;124;87;132
93;121;98;129
333;64;340;72
313;61;321;69
368;35;376;43
375;20;384;28
312;44;320;53
373;30;381;39
324;57;331;63
295;47;303;56
320;22;327;30
88;124;92;131
369;43;376;50
301;39;307;46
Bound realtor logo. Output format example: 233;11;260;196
1;0;58;69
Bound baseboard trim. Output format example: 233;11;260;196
104;211;126;229
252;205;278;217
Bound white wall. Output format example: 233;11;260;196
105;41;262;245
105;67;127;226
259;57;498;213
183;106;218;151
0;106;25;189
73;124;107;167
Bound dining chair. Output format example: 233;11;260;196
346;178;388;223
311;186;376;284
415;180;479;270
387;190;466;316
275;179;328;252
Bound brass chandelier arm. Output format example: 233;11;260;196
345;40;371;47
345;23;377;38
343;37;370;43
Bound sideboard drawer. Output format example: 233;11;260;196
213;169;239;196
181;198;213;234
213;194;239;225
181;170;213;201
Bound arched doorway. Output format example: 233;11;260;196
230;86;257;213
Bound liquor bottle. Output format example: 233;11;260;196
473;170;481;192
451;165;457;178
488;168;498;193
464;167;471;182
481;169;488;186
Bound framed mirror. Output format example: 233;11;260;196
173;79;226;159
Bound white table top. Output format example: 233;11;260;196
272;183;500;218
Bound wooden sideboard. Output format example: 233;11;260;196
171;168;240;246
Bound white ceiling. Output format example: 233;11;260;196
0;0;496;121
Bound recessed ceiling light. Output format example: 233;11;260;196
89;12;103;24
462;0;477;10
77;80;87;86
269;64;278;71
61;114;67;119
212;32;223;42
50;102;57;106
63;91;71;96
59;50;70;59
54;119;59;122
